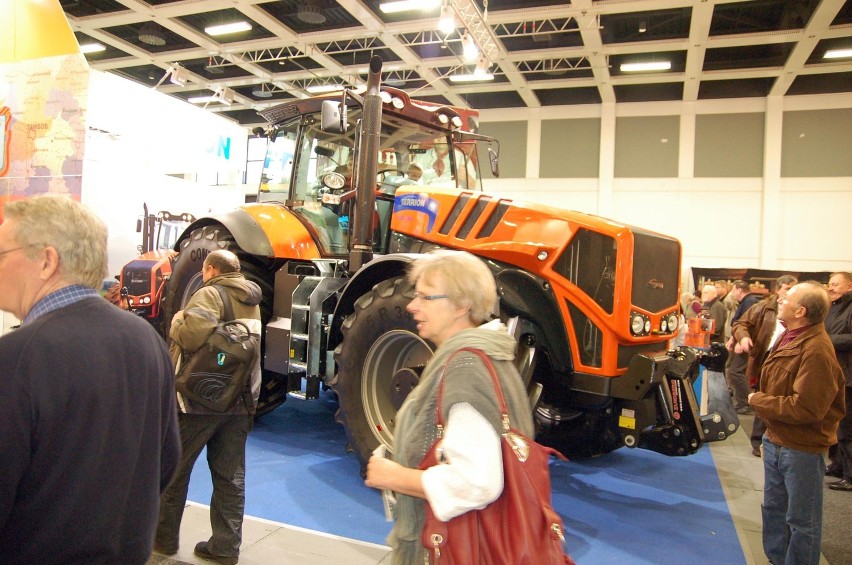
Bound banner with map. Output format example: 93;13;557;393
0;53;88;220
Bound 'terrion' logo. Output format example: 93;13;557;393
394;193;440;231
648;279;665;289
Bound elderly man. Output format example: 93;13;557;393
701;283;727;344
748;282;845;565
0;195;180;564
825;271;852;490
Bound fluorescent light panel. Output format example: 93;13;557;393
205;21;252;36
305;84;346;94
824;48;852;59
188;95;215;103
448;72;493;83
380;0;440;13
620;61;671;72
80;43;106;54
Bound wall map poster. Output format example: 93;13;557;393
0;54;88;220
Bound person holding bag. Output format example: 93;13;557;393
365;250;572;564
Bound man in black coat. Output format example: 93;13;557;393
0;195;180;564
825;271;852;490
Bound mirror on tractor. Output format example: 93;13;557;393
321;100;347;134
488;146;500;178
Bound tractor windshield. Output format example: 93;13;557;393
258;105;482;255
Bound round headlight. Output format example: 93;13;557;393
668;314;679;333
644;320;651;334
322;172;346;190
660;319;668;332
631;314;645;335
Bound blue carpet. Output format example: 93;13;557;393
187;391;744;564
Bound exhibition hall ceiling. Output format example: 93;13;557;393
62;0;852;127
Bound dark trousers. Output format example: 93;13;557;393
156;413;253;557
828;387;852;479
725;351;750;409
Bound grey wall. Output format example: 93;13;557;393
540;118;601;178
781;108;852;177
478;120;527;179
614;116;680;178
695;113;765;177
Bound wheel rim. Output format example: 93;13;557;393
361;329;432;447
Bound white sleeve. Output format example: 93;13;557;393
420;402;503;521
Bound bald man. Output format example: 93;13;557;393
748;282;845;565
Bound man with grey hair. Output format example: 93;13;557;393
701;283;727;344
0;194;180;564
748;282;845;565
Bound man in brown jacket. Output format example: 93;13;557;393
731;275;797;456
748;282;845;565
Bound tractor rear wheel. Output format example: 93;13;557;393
164;224;288;416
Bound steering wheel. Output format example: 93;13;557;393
376;168;407;184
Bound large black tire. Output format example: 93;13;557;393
164;224;288;416
331;277;433;471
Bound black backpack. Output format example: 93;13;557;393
175;285;258;415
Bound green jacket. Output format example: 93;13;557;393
169;272;262;415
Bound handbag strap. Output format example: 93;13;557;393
435;347;510;435
212;284;235;322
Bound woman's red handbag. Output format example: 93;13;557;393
419;348;575;564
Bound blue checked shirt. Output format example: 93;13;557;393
22;285;101;326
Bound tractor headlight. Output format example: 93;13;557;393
631;313;645;335
667;313;679;333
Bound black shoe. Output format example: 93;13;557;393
827;479;852;491
736;406;754;415
152;541;177;556
194;541;238;565
825;466;843;478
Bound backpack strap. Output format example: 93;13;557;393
212;284;235;322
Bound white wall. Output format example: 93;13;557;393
480;93;852;280
82;70;248;277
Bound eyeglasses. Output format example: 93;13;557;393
0;245;36;258
412;291;449;301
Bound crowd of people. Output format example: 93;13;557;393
682;273;850;565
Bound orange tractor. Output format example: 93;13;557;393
129;57;736;470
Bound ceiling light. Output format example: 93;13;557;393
824;48;852;59
169;65;190;86
80;43;106;54
306;83;346;94
297;2;327;24
380;0;440;14
205;57;224;74
638;20;647;33
205;21;252;36
449;59;494;82
438;2;455;35
252;84;273;98
188;95;215;104
461;30;479;62
138;22;166;46
620;61;671;72
214;87;235;106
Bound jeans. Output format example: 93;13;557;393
156;413;253;557
761;436;825;565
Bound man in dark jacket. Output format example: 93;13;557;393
0;195;180;565
732;275;797;456
725;280;762;414
154;249;262;565
825;271;852;490
748;282;845;565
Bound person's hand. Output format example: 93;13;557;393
748;392;755;404
725;336;735;351
365;455;401;491
734;343;744;354
739;336;753;353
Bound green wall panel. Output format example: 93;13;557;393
478;121;527;179
614;116;679;178
540;118;601;178
782;109;852;177
695;113;764;177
